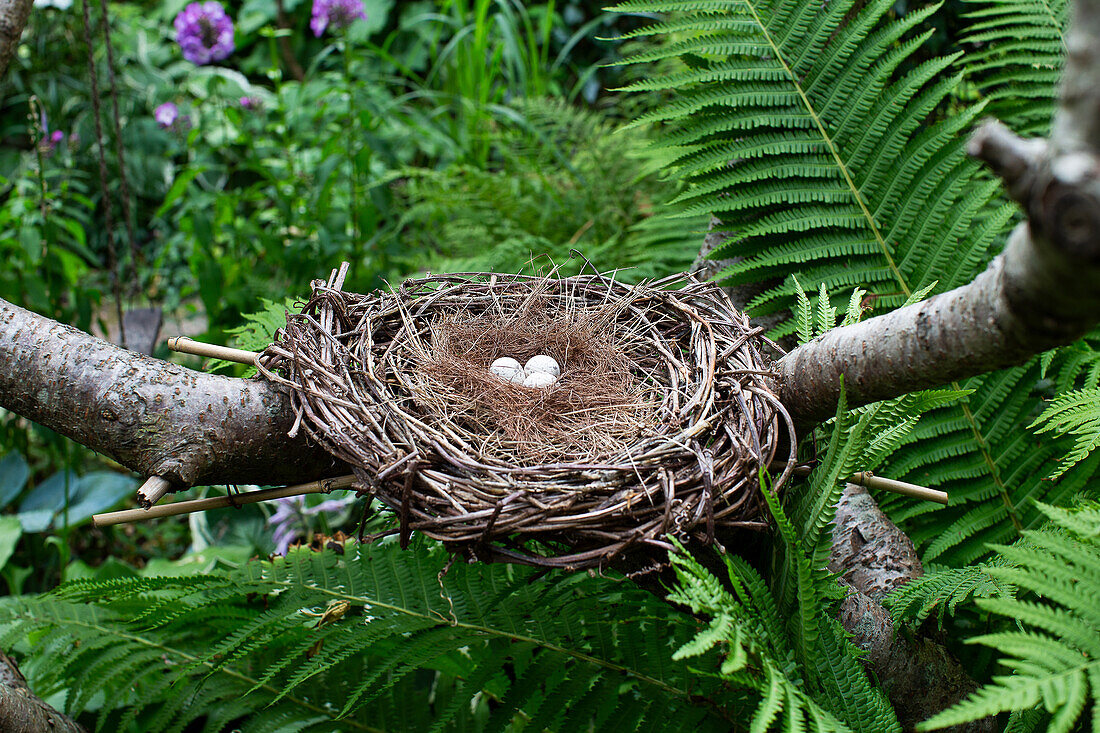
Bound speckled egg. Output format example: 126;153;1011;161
524;355;560;378
490;357;526;384
523;371;557;389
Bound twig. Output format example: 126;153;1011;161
136;475;173;508
93;475;358;527
167;337;258;365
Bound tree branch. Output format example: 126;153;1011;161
776;0;1100;426
777;216;1100;424
830;485;995;733
0;650;85;733
0;0;30;83
0;298;341;490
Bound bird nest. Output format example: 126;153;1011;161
256;265;796;570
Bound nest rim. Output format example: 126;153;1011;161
258;265;797;570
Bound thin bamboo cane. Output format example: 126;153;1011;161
167;337;258;365
849;472;948;504
94;475;358;527
789;465;948;504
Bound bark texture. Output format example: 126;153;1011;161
829;485;995;733
0;650;85;733
0;298;341;490
0;0;30;82
778;219;1100;424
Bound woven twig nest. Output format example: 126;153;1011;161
257;266;796;569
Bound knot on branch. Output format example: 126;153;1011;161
970;119;1100;263
1038;154;1100;262
967;118;1047;203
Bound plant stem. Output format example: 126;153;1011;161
342;39;361;257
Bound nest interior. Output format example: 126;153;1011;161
257;266;796;569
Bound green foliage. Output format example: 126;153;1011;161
391;98;704;279
3;1;650;340
611;0;1013;319
961;0;1067;136
1030;386;1100;479
0;539;734;732
0;116;101;330
791;277;868;344
885;562;1013;627
666;368;963;733
207;297;297;376
919;502;1100;732
668;545;895;733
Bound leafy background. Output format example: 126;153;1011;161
1;0;1098;730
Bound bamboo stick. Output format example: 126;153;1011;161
167;337;258;365
93;475;358;527
849;471;948;504
789;465;948;504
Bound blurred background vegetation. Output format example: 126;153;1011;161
0;0;1019;592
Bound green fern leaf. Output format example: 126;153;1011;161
0;541;733;732
1030;387;1100;478
918;502;1100;732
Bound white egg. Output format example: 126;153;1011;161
524;354;560;378
523;371;557;389
489;357;526;384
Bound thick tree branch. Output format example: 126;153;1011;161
777;216;1100;424
0;0;30;82
0;650;85;733
830;485;995;733
0;298;341;490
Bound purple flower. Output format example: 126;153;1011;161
154;102;180;128
310;0;366;37
36;110;65;154
267;494;355;555
174;2;234;65
239;96;261;110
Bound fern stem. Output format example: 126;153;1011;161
956;399;1022;531
735;0;1020;532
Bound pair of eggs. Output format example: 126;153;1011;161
490;355;561;388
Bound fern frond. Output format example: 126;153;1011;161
208;297;296;376
0;540;733;732
1030;387;1100;478
918;501;1100;732
884;563;1013;627
669;507;901;733
614;0;1005;313
961;0;1067;136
